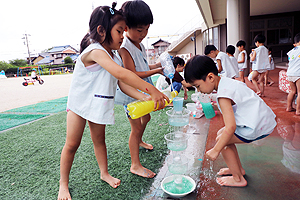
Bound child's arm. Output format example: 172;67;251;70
149;62;161;70
216;59;223;73
250;50;256;61
118;81;148;100
206;97;236;161
238;52;245;63
118;48;163;78
88;49;169;109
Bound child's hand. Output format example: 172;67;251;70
205;148;220;161
151;89;169;110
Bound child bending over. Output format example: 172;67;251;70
184;55;276;187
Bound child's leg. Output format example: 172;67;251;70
239;70;245;82
139;114;153;150
58;111;86;200
128;114;156;178
251;70;260;94
217;144;247;187
215;127;245;176
257;72;266;96
287;81;296;112
88;121;121;188
264;70;269;86
295;79;300;115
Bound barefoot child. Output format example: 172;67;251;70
58;3;169;199
250;34;270;97
236;40;248;82
286;32;300;114
114;0;164;178
205;45;238;79
184;55;276;187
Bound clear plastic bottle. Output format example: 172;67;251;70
160;52;175;79
126;90;178;119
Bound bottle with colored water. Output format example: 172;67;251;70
160;52;175;79
126;90;178;119
199;93;215;119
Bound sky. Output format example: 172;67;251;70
0;0;203;62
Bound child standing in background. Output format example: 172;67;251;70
286;33;300;115
226;45;239;79
264;47;275;86
58;3;169;200
205;45;238;79
165;56;192;100
184;55;276;187
250;34;270;97
114;0;163;178
236;40;248;82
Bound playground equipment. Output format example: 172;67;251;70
22;77;44;86
17;66;43;77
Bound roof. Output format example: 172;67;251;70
48;45;78;53
69;54;79;62
36;56;53;65
151;39;171;46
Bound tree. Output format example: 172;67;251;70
0;61;13;71
9;59;27;66
64;56;73;64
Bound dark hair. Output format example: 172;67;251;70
172;57;185;69
80;2;124;52
184;55;218;83
236;40;246;47
121;0;153;28
204;45;217;55
226;45;235;55
294;32;300;44
253;34;266;44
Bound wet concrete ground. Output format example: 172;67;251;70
145;67;300;200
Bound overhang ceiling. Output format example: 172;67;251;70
195;0;300;29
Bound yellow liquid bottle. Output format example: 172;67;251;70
126;90;178;119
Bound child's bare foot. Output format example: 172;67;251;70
101;174;121;188
216;176;247;187
217;168;246;176
268;81;274;86
286;108;296;112
295;112;300;116
130;165;156;178
139;141;153;150
58;181;71;200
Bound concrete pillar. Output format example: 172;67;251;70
227;0;250;58
227;0;250;74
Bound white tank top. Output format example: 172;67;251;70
67;42;121;124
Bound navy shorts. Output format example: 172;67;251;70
234;133;269;143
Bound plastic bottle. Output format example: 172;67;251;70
126;90;178;119
160;52;175;79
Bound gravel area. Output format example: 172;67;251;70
0;74;72;112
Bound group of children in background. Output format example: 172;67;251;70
204;35;275;97
56;0;300;198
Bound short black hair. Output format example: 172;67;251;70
294;32;300;44
254;34;266;43
121;0;153;28
172;56;185;69
204;45;217;55
184;55;218;83
226;45;235;55
236;40;246;47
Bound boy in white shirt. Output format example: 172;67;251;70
236;40;248;83
286;32;300;115
184;55;276;187
226;45;239;79
205;45;238;79
250;34;270;97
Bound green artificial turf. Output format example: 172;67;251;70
0;113;49;131
6;97;68;114
0;90;195;199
